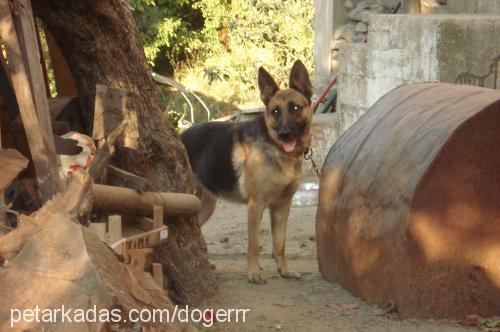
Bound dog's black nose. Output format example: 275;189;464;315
278;131;292;141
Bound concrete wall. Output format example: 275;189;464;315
335;14;500;134
337;43;368;132
446;0;500;15
314;0;500;89
365;14;441;107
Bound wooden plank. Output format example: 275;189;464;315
110;224;168;259
0;149;28;192
124;226;168;250
88;222;106;241
152;263;163;289
153;205;163;229
92;84;126;142
11;0;56;158
125;216;154;232
147;234;168;248
88;121;126;183
128;248;153;272
0;52;21;124
48;96;86;133
0;2;60;201
48;96;79;120
107;165;147;192
107;214;122;245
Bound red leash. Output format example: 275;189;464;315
312;75;337;112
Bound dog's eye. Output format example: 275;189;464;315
289;103;302;112
271;108;280;116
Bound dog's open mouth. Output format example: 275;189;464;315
281;139;296;153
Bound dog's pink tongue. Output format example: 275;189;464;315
282;139;296;153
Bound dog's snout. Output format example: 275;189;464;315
277;127;292;141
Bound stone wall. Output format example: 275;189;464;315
331;0;397;74
336;14;500;134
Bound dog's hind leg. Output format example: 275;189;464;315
270;199;302;280
197;187;217;227
247;199;266;284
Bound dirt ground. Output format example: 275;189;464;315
198;200;471;332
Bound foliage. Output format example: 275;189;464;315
129;0;206;74
35;20;58;97
129;0;314;119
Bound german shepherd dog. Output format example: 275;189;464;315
181;60;312;284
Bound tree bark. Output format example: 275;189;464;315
33;0;216;304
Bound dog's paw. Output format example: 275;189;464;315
277;268;303;280
247;270;267;285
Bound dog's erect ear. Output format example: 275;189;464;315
289;60;312;102
258;67;279;106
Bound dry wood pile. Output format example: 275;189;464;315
0;1;204;330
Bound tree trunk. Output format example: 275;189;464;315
33;0;217;304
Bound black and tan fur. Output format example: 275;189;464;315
181;60;313;284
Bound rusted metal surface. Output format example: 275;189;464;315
316;83;500;318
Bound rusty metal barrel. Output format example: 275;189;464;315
316;83;500;318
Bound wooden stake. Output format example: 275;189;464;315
88;121;126;183
11;0;56;162
107;165;147;192
107;215;122;245
152;263;163;289
110;225;168;255
0;1;60;201
126;216;154;232
153;205;163;229
93;84;126;143
89;223;106;241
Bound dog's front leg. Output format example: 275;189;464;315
247;198;266;284
271;199;302;280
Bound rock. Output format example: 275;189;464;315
360;12;370;23
355;21;368;32
317;84;500;319
332;23;357;48
347;1;387;22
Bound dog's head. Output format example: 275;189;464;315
258;60;313;154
